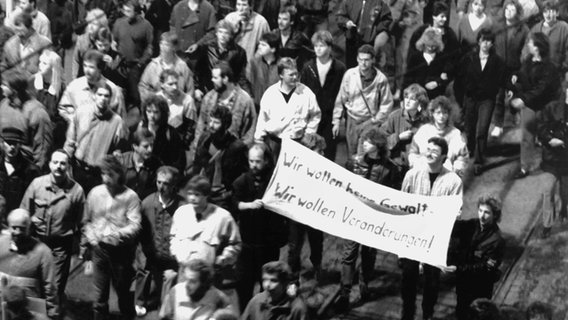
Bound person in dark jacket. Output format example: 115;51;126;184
509;32;561;178
458;28;506;175
192;105;248;210
300;30;346;161
536;84;568;238
232;143;288;311
444;195;505;320
273;5;313;71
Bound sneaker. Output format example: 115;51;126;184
135;305;147;317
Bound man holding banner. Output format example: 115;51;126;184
399;136;463;320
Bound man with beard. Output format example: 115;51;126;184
20;149;85;312
159;259;233;320
190;62;256;167
192;105;249;209
232;143;288;310
0;209;58;319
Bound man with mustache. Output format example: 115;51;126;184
20;149;85;314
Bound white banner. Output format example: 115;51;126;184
262;139;462;267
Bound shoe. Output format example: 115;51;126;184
513;168;529;179
135;305;147;317
541;227;551;239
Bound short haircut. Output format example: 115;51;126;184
277;57;297;75
502;0;523;21
98;155;126;185
526;302;553;320
260;31;280;50
279;4;297;23
181;259;214;288
469;298;500;320
51;149;70;161
159;69;179;83
216;19;235;36
427;136;449;156
357;44;375;58
213;61;234;82
472;0;488;7
142;94;170;127
160;31;179;48
95;27;113;43
403;84;429;109
85;8;108;28
14;11;32;29
477;194;502;223
83;49;106;70
427;96;459;126
416;27;444;52
157;165;180;184
262;261;292;284
477;27;495;43
432;1;449;16
124;0;142;13
529;32;550;60
131;126;155;146
184;175;212;196
300;133;326;151
3;70;30;101
542;0;558;11
311;30;333;47
209;105;233;129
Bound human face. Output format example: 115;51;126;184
211;68;227;92
95;87;111;112
278;12;292;31
8;213;30;246
49;151;69;180
184;269;203;299
83;60;101;83
248;148;268;175
478;204;496;228
425;142;444;166
95;39;111;53
361;140;378;156
432;13;447;28
101;169;121;192
257;41;274;57
159;40;175;56
479;39;493;54
122;4;136;19
86;21;101;37
471;0;485;16
280;68;298;87
38;53;51;75
161;76;179;96
133;139;154;160
13;20;29;39
2;140;20;160
18;0;31;11
235;0;251;19
527;39;539;57
208;117;223;134
156;172;175;198
146;105;162;126
216;27;232;47
262;273;285;301
504;4;517;21
186;189;208;212
313;41;331;59
404;94;420;112
357;52;374;73
543;8;558;25
432;107;449;128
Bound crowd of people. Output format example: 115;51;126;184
0;0;566;318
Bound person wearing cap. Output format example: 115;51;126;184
0;127;41;224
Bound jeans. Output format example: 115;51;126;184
464;96;495;164
400;258;441;320
520;105;539;171
542;171;568;228
42;236;74;306
341;240;377;288
92;243;136;320
287;221;323;280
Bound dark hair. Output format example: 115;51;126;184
403;84;429;109
124;0;142;14
469;298;500;320
159;69;179;83
358;44;375;58
277;57;297;75
432;1;449;17
529;32;550;60
209;105;233;130
542;0;558;11
184;175;212;196
216;20;235;37
14;11;32;29
99;155;126;185
181;259;214;288
95;27;112;43
94;81;112;96
300;133;326;151
361;127;387;151
262;261;292;284
526;302;553;320
213;61;234;82
279;4;297;24
477;28;495;43
142;94;170;127
427;96;460;126
427;136;449;156
311;30;333;46
502;0;523;22
260;32;280;50
3;70;30;103
83;49;106;70
157;165;180;185
131;126;155;146
160;31;179;48
478;194;502;223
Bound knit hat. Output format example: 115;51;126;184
1;127;25;144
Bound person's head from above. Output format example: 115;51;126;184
311;30;333;60
94;27;113;53
1;127;24;162
432;2;449;28
156;166;179;199
477;28;495;54
526;32;550;60
13;12;32;39
49;149;71;183
160;69;180;97
278;57;299;88
301;133;326;156
262;261;292;302
4;285;31;316
83;50;105;84
216;20;235;47
403;84;429;114
143;94;170;128
122;0;142;22
212;62;234;93
94;82;112;114
258;32;279;58
425;136;448;167
131;127;155;161
542;0;559;25
160;31;179;56
208;105;232;136
416;27;444;54
477;194;502;228
278;5;297;32
469;298;500;320
99;155;126;193
182;259;214;302
235;0;253;20
85;9;109;38
503;0;523;23
357;44;375;73
8;209;32;247
184;175;211;213
526;302;553;320
470;0;487;16
428;96;458;129
248;143;273;176
360;127;387;159
1;70;30;107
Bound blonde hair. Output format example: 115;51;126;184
38;49;63;96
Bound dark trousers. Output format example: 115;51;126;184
341;240;376;288
92;243;136;320
464;96;495;164
125;63;143;109
318;118;338;161
287;220;323;280
455;275;494;320
72;161;101;195
236;243;280;312
42;236;74;306
400;258;441;320
135;257;178;310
